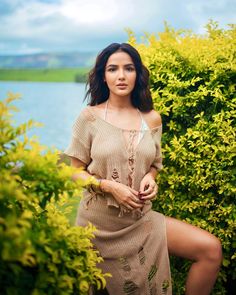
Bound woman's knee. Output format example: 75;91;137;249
201;235;222;267
165;216;222;268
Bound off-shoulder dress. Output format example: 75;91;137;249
64;106;172;295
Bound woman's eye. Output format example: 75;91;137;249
107;67;135;72
126;67;135;72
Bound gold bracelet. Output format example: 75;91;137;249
97;178;103;191
89;177;104;193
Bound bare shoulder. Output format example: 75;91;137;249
81;105;103;121
86;103;106;117
142;110;162;129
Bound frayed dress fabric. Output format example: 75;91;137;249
64;108;172;295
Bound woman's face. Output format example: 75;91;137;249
104;51;137;98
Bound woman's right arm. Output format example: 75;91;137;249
70;157;143;210
70;156;95;182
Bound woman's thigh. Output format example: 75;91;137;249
165;216;221;261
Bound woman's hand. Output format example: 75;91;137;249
138;172;158;201
101;180;144;211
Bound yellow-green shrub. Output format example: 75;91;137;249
131;21;236;294
0;93;109;294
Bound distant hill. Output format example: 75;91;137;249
0;52;97;68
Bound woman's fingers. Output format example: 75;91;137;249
140;185;152;195
129;187;139;196
129;200;144;209
140;184;158;200
140;182;156;194
130;194;142;203
141;192;156;201
139;182;146;193
116;185;147;210
121;194;144;210
128;188;144;208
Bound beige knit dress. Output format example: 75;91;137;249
64;107;172;295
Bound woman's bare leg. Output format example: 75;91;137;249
165;216;222;295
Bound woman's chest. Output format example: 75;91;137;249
90;129;156;162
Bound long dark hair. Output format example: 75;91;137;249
84;43;153;112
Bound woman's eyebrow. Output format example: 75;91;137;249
124;63;135;67
106;63;135;68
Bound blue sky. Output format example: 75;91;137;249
0;0;235;55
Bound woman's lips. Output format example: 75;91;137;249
116;84;128;88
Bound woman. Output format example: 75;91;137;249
64;43;222;295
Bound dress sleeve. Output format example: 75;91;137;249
64;110;92;165
151;125;163;171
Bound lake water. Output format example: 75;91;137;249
0;81;87;150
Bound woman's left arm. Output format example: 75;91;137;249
138;110;162;201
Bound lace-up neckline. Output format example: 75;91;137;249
103;100;149;133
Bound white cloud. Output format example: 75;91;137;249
1;1;58;37
0;0;235;54
59;0;119;25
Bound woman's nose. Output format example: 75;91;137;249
118;69;125;79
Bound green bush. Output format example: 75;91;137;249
131;21;236;294
0;93;110;294
74;71;89;83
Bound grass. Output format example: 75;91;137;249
0;68;89;82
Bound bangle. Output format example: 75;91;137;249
97;178;103;191
92;177;103;190
89;177;104;193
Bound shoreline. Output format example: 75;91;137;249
0;68;89;83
